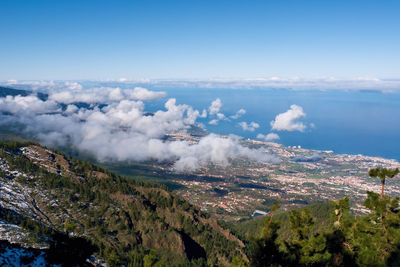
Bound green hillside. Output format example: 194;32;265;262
233;201;335;242
242;193;400;266
0;141;245;266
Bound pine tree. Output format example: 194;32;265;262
327;197;355;266
368;167;399;199
250;201;283;267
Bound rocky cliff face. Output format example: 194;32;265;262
0;142;244;266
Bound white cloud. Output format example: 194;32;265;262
239;121;259;132
64;82;83;90
216;113;226;120
199;109;207;118
128;87;167;101
5;78;400;92
209;119;219;125
206;99;247;126
230;108;246;119
5;80;83;91
49;87;166;104
0;89;279;172
0;95;59;114
257;133;280;141
172;134;279;172
270;105;306;132
65;104;78;114
206;98;231;125
118;77;400;92
209;98;222;115
208;113;228;125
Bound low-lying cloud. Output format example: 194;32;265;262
257;133;280;142
0;95;59;114
208;98;222;115
0;87;279;171
49;87;167;104
230;108;246;119
99;77;400;92
6;80;83;91
207;98;246;125
239;121;259;132
270;104;306;132
5;77;400;92
172;134;278;171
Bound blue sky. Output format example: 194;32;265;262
1;0;399;80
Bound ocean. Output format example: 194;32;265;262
144;87;400;161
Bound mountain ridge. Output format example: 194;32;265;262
0;141;245;266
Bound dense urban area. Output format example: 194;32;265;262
158;132;400;221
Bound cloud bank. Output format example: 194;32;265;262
0;86;279;171
4;77;400;92
49;87;167;104
71;77;400;92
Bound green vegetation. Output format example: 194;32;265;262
249;192;400;266
0;141;243;266
3;140;400;266
101;161;185;190
369;167;399;198
233;201;334;242
0;206;96;265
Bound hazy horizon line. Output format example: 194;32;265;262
2;77;400;92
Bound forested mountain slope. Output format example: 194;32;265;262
0;141;244;266
233;201;335;241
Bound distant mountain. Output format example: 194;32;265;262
0;86;48;101
0;141;245;266
0;86;101;110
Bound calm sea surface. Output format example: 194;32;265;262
145;88;400;161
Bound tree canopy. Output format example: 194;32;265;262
369;167;399;198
